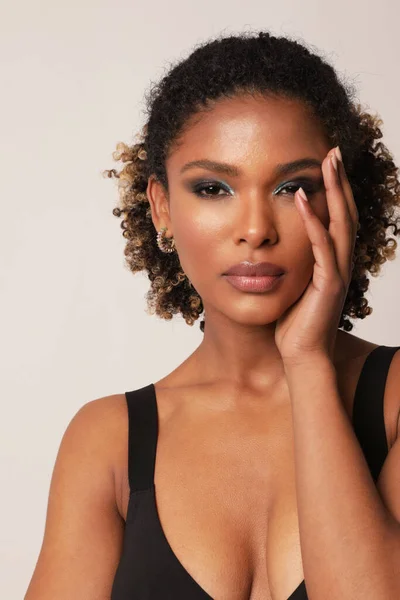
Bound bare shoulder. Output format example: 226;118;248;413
334;330;380;363
24;392;129;600
66;392;129;493
335;331;400;450
337;330;400;375
89;392;131;518
79;391;128;443
75;392;130;518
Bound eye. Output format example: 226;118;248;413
275;179;321;197
191;181;232;198
190;178;323;199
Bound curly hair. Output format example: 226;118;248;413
103;30;400;333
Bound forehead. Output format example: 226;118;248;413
166;94;330;173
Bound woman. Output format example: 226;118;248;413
25;31;400;600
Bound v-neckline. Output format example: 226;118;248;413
147;346;385;599
149;383;309;600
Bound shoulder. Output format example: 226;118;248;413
334;330;379;364
24;393;130;598
335;332;400;448
64;393;129;512
73;386;169;521
358;337;400;446
68;392;128;456
383;346;400;443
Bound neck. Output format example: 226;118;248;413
192;311;351;394
195;311;286;392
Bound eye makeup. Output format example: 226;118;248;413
185;175;324;200
189;179;233;198
273;176;324;198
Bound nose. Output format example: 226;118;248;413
232;193;278;248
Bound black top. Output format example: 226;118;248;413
111;345;400;600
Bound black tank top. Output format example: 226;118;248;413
111;345;400;600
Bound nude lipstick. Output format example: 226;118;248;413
222;261;285;293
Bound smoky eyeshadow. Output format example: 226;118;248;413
184;174;325;197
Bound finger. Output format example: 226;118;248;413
337;157;359;276
336;149;359;227
295;187;341;286
322;149;354;283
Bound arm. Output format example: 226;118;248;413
24;396;125;600
285;355;400;600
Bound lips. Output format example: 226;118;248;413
223;261;285;277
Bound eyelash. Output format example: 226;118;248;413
191;180;319;199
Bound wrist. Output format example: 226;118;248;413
283;353;335;375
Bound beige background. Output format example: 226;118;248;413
1;1;399;598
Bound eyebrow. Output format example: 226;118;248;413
180;157;322;177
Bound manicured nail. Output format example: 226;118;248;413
297;187;308;202
335;146;342;162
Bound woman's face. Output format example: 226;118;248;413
149;93;332;328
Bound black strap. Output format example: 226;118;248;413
352;346;400;483
125;383;158;492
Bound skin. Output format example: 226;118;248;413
148;93;350;392
140;94;398;598
24;94;400;600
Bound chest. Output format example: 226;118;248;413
114;354;396;600
120;402;304;600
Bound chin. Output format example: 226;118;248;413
223;305;283;327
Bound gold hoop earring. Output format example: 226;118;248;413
156;227;176;254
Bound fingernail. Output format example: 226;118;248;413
335;146;342;162
330;153;338;172
297;187;308;202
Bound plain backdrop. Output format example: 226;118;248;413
1;1;400;598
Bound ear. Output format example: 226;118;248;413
146;175;173;236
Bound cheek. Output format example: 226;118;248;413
284;219;315;284
173;213;219;282
290;239;315;283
